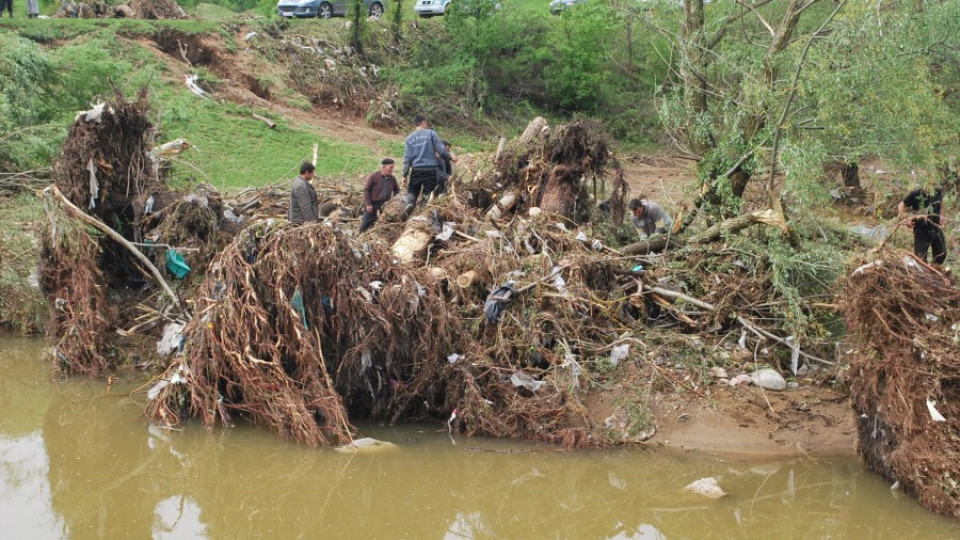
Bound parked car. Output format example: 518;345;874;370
548;0;583;15
413;0;450;17
414;0;499;18
277;0;386;19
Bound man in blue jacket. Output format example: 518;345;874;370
402;114;453;208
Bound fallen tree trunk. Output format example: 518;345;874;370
622;209;787;255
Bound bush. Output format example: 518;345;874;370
0;34;58;170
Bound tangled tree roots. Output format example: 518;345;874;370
148;222;464;446
485;119;626;224
40;201;112;374
54;90;157;220
147;212;635;447
844;250;960;519
42;92;158;373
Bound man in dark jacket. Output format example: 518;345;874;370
899;186;946;264
402;114;453;207
288;162;318;224
436;140;454;195
359;158;400;233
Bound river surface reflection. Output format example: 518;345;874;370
1;336;958;539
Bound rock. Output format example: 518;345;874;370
730;374;753;387
324;58;337;71
708;366;728;379
683;477;727;498
787;381;800;390
750;368;787;391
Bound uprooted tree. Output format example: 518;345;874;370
844;251;960;520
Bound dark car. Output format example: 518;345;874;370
277;0;386;19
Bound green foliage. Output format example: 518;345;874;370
349;0;367;52
392;0;666;142
0;34;59;170
797;3;960;185
0;194;46;332
154;86;380;190
51;34;140;111
726;225;845;341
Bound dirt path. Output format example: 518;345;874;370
652;385;855;457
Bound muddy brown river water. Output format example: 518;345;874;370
1;336;958;539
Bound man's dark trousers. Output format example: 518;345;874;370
359;201;384;233
407;168;438;206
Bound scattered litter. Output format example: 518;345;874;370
926;398;946;422
609;344;629;367
186;75;206;98
684;477;726;498
334;437;399;454
510;371;547;392
156;322;185;356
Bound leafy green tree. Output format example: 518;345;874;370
350;0;366;54
391;0;403;44
0;34;57;171
647;0;960;218
795;1;960;191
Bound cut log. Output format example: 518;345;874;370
379;193;409;223
687;209;784;244
485;191;518;220
456;270;477;289
519;117;549;145
622;209;785;255
114;4;135;17
390;218;433;264
252;113;276;129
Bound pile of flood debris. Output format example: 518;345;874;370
55;0;186;19
42;97;845;453
844;252;960;519
41;92;229;373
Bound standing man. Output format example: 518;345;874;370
629;198;673;237
899;186;946;264
26;0;38;18
402;114;453;208
288;162;319;224
0;0;13;18
359;158;400;233
436;140;454;195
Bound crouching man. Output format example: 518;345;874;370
359;158;400;233
629;198;673;237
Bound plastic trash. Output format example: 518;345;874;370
165;249;191;279
610;344;629;367
291;287;308;329
334;437;399;455
483;282;517;324
510;371;547;392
